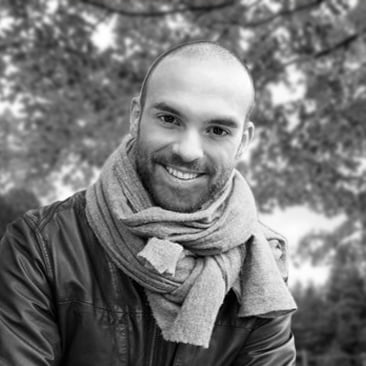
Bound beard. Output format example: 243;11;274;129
134;139;234;213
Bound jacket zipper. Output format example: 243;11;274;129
148;325;157;366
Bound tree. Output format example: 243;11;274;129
323;241;366;355
292;282;333;353
1;0;365;238
293;225;366;357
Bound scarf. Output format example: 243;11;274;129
85;135;296;348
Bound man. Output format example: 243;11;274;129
0;41;297;365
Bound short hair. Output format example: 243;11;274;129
138;40;255;121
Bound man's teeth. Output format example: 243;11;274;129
165;166;199;180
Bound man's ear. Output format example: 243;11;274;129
129;97;141;138
237;121;255;159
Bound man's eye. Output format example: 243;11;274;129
209;126;228;137
159;114;178;125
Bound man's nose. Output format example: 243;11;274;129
172;130;204;162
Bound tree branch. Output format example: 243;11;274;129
312;33;360;58
216;0;325;29
283;30;365;68
245;0;325;28
79;0;237;17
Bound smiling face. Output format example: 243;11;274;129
132;55;254;212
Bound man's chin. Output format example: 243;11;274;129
151;191;206;213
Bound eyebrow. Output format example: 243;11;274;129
207;118;239;129
151;101;240;129
151;102;183;117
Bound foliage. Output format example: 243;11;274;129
292;283;332;353
294;209;366;356
1;1;365;256
293;258;366;357
0;0;365;210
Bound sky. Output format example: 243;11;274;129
261;207;344;287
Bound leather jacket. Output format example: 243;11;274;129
0;191;296;365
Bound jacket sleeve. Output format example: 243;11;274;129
0;216;62;366
232;314;296;366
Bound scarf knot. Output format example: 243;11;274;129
138;237;183;276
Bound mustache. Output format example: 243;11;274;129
152;152;212;173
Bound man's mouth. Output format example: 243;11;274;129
165;165;202;181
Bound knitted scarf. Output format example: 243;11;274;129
85;135;296;348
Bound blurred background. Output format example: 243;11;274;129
1;0;366;364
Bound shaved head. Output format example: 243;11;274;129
131;40;256;212
139;41;255;122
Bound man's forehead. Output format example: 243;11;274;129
152;53;250;82
145;54;254;112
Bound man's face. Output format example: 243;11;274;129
132;56;254;212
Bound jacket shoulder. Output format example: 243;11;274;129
24;190;87;232
2;191;88;277
258;221;290;282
